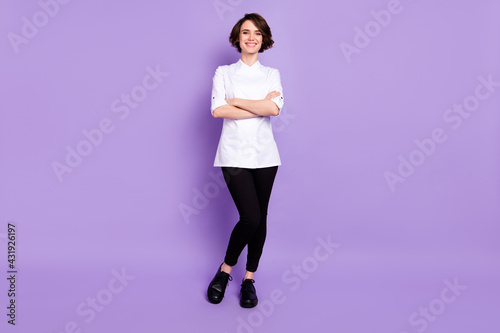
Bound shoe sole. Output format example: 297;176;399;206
240;300;258;308
208;297;223;304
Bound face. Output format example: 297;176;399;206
238;20;263;54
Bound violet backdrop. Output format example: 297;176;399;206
1;0;499;332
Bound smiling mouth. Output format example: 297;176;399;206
245;43;257;47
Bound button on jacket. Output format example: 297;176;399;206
211;59;284;168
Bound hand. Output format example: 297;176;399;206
265;91;281;100
225;98;234;105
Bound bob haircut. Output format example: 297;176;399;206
229;13;274;53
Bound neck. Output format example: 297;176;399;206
240;53;259;66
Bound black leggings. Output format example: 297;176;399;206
221;166;278;273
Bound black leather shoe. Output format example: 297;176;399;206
240;279;258;308
207;264;232;304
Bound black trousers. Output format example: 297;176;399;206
221;166;278;273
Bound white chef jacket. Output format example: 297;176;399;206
211;59;284;168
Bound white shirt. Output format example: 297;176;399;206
211;59;284;168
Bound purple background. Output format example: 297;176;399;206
1;0;499;332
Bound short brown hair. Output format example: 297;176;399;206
229;13;274;53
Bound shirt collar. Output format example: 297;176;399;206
237;59;262;70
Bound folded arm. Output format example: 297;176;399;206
212;105;261;119
226;91;281;117
213;91;281;119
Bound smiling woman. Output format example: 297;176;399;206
229;13;274;53
206;13;285;309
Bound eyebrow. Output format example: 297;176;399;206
241;29;261;32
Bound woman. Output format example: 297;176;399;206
207;13;284;308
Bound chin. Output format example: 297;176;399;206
243;48;259;54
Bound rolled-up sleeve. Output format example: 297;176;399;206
211;67;228;115
269;69;284;116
